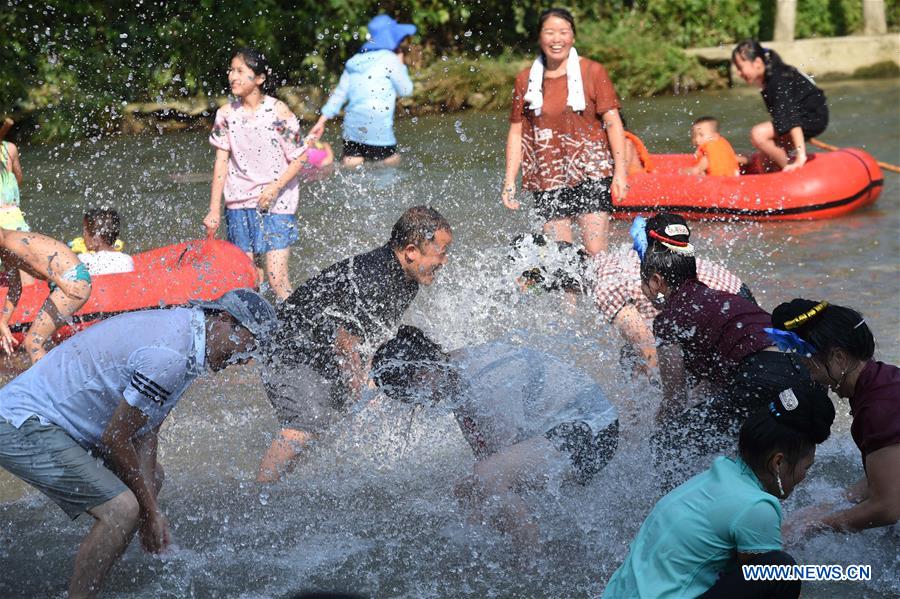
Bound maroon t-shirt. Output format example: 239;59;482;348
653;279;773;385
850;360;900;466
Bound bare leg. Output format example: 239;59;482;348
243;251;264;287
750;122;790;170
264;248;292;301
257;427;315;483
466;436;564;550
69;491;140;599
542;218;575;245
25;282;90;362
341;156;365;168
380;153;402;167
577;211;610;255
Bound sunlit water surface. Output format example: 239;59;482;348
0;78;898;597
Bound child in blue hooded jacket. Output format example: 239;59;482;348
308;15;415;167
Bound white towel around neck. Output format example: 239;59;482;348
523;47;586;117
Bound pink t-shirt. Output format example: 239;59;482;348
209;96;306;215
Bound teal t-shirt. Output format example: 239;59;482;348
603;456;783;599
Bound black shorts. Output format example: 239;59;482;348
532;177;614;221
546;419;619;484
799;106;828;139
341;140;398;162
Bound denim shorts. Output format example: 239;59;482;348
0;416;127;519
226;208;299;254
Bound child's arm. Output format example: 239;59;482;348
7;143;23;185
0;267;22;354
310;71;351;140
204;148;230;235
682;154;708;176
389;54;414;98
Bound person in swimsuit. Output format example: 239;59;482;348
0;228;91;362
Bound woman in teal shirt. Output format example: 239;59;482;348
603;383;834;598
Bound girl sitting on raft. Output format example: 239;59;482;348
603;384;835;599
732;39;828;172
767;299;900;534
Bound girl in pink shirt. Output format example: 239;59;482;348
204;48;308;300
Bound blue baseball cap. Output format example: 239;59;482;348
361;14;417;52
189;288;277;342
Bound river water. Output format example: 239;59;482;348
1;78;898;597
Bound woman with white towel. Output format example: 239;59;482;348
502;8;628;255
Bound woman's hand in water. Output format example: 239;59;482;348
202;210;220;235
0;321;17;355
258;184;280;211
782;503;833;544
501;181;519;210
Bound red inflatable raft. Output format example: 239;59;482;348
613;148;884;220
1;238;256;344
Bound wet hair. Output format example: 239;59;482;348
389;206;451;250
538;8;576;36
639;212;697;288
83;208;121;246
731;39;786;82
371;325;453;404
739;384;835;476
232;47;276;95
772;299;875;361
693;116;719;131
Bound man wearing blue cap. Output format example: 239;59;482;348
0;289;275;598
308;14;416;167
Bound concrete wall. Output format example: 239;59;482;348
686;34;900;81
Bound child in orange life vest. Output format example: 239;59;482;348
683;116;740;177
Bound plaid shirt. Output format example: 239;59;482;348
589;247;745;324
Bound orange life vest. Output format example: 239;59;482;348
624;131;654;174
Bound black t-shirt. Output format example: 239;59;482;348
272;244;419;380
762;62;828;136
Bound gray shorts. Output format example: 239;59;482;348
0;416;127;519
262;362;347;434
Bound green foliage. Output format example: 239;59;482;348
0;0;891;142
795;0;862;38
578;15;713;98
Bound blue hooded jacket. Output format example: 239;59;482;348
320;50;413;147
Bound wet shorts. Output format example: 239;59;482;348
341;140;398;162
225;208;299;254
532;177;614;221
262;360;347;434
0;416;127;519
545;419;619;484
